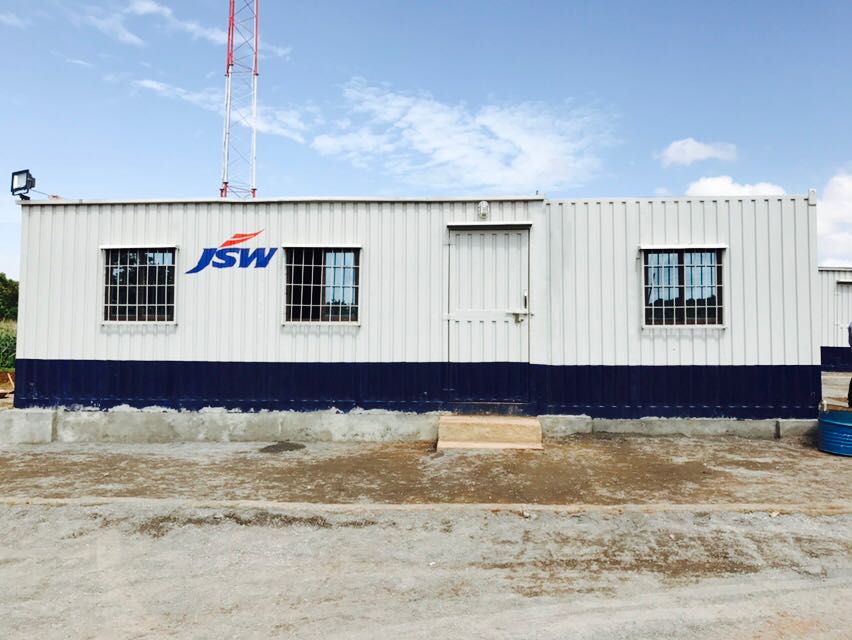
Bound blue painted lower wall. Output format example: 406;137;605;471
13;359;821;419
821;347;852;372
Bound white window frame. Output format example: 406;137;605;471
281;244;363;326
639;244;727;330
99;245;179;325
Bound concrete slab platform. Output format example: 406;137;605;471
51;408;440;444
540;416;783;439
0;408;821;443
0;409;54;444
437;415;543;450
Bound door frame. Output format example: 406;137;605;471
444;221;533;403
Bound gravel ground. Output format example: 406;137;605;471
0;502;850;639
0;436;850;638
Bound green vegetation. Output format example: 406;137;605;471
0;273;17;321
0;321;14;370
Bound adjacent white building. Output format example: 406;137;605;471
819;266;852;370
14;192;821;419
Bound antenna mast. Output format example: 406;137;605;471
220;0;259;198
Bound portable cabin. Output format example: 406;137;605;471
14;192;820;419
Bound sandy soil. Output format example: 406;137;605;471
823;371;851;407
0;384;12;410
2;384;852;637
0;436;849;506
0;501;850;639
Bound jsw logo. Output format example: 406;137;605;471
186;231;277;274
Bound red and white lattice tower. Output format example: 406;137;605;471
220;0;259;198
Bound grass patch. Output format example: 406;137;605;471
0;320;15;370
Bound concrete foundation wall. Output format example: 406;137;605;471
0;409;817;444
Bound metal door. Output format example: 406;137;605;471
447;228;530;401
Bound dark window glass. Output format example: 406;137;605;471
104;248;176;322
643;249;723;326
285;248;360;322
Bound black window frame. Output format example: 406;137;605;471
642;248;724;326
284;247;361;323
103;247;177;323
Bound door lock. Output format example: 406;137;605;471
512;289;529;323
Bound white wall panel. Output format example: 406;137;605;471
17;195;819;367
819;268;852;347
17;198;541;364
544;196;818;367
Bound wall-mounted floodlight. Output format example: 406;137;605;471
11;169;36;199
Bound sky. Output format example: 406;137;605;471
1;0;851;279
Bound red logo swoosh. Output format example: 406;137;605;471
219;230;264;248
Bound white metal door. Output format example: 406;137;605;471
448;229;530;364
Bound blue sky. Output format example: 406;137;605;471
2;0;851;278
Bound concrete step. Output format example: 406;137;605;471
437;415;543;450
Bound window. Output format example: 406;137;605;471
103;248;176;322
285;248;360;322
643;249;723;326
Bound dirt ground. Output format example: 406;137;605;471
1;501;851;639
0;381;12;410
823;371;852;407
0;436;850;506
0;436;851;639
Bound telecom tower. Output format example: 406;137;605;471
220;0;259;198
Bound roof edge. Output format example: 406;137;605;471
18;193;815;207
19;195;545;206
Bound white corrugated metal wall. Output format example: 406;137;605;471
542;196;819;367
819;268;852;347
16;198;542;364
17;194;819;368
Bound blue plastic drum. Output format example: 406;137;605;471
818;410;852;456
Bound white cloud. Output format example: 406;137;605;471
82;13;145;46
134;75;611;191
685;175;786;197
263;44;293;59
311;79;613;192
123;1;291;56
49;49;95;68
818;171;852;266
127;0;227;45
653;187;671;196
79;2;289;55
133;78;307;143
134;78;221;111
66;57;94;68
103;71;134;84
253;106;310;143
314;129;396;168
0;12;29;28
659;137;736;167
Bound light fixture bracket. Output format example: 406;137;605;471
11;169;36;199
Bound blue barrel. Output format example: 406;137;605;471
818;410;852;456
